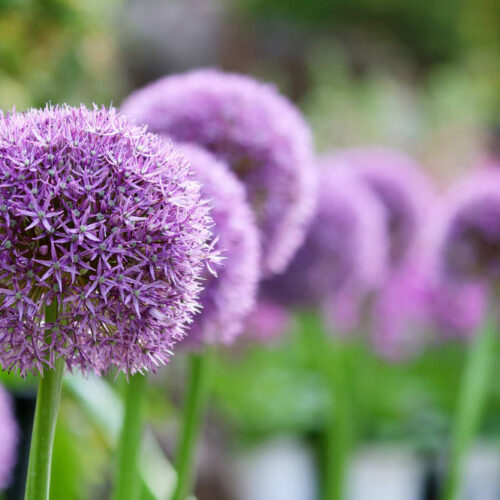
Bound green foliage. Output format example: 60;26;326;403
212;311;500;452
0;0;124;109
235;0;499;67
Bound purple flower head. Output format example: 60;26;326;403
179;144;260;346
0;384;17;489
0;105;217;375
330;148;434;266
437;171;500;285
370;262;430;360
371;264;487;359
244;299;291;343
121;68;317;277
425;280;487;341
262;163;388;308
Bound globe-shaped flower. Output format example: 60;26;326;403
179;144;260;346
0;384;17;489
244;299;291;343
425;280;486;341
370;262;487;359
332;148;434;266
437;171;500;284
0;105;217;375
369;263;427;359
261;163;388;308
121;69;317;277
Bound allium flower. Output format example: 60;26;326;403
425;280;486;341
369;262;430;360
331;148;434;266
244;299;291;343
0;105;217;375
370;262;487;359
121;69;316;276
179;144;260;346
261;164;388;308
437;171;500;284
0;384;17;489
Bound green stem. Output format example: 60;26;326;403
442;303;497;500
172;351;213;500
298;311;353;500
324;339;352;500
25;300;64;500
112;373;147;500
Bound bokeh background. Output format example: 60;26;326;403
0;0;499;499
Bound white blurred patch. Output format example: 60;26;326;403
347;446;425;500
459;443;500;500
234;436;317;500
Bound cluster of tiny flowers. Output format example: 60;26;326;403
0;105;217;375
121;68;317;277
370;262;430;360
0;384;17;489
370;260;487;359
333;148;435;266
368;187;487;358
425;280;486;341
262;164;388;308
179;144;260;346
243;299;291;343
437;171;500;284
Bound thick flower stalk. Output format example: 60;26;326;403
262;164;388;308
121;68;317;276
0;384;18;489
0;105;217;377
180;144;260;347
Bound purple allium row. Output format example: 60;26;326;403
0;65;498;490
260;146;495;359
0;69;320;381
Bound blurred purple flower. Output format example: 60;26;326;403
0;105;217;375
121;68;317;276
0;384;17;489
370;262;487;359
330;147;434;266
244;299;291;343
425;280;487;341
179;144;260;346
437;171;500;285
370;262;430;360
262;164;388;308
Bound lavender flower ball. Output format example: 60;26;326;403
370;262;430;360
0;105;217;375
331;148;434;266
262;164;388;308
0;384;17;489
179;144;260;346
425;280;486;341
121;69;316;277
244;299;291;343
437;171;500;284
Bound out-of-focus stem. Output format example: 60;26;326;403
442;304;496;500
172;351;213;500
